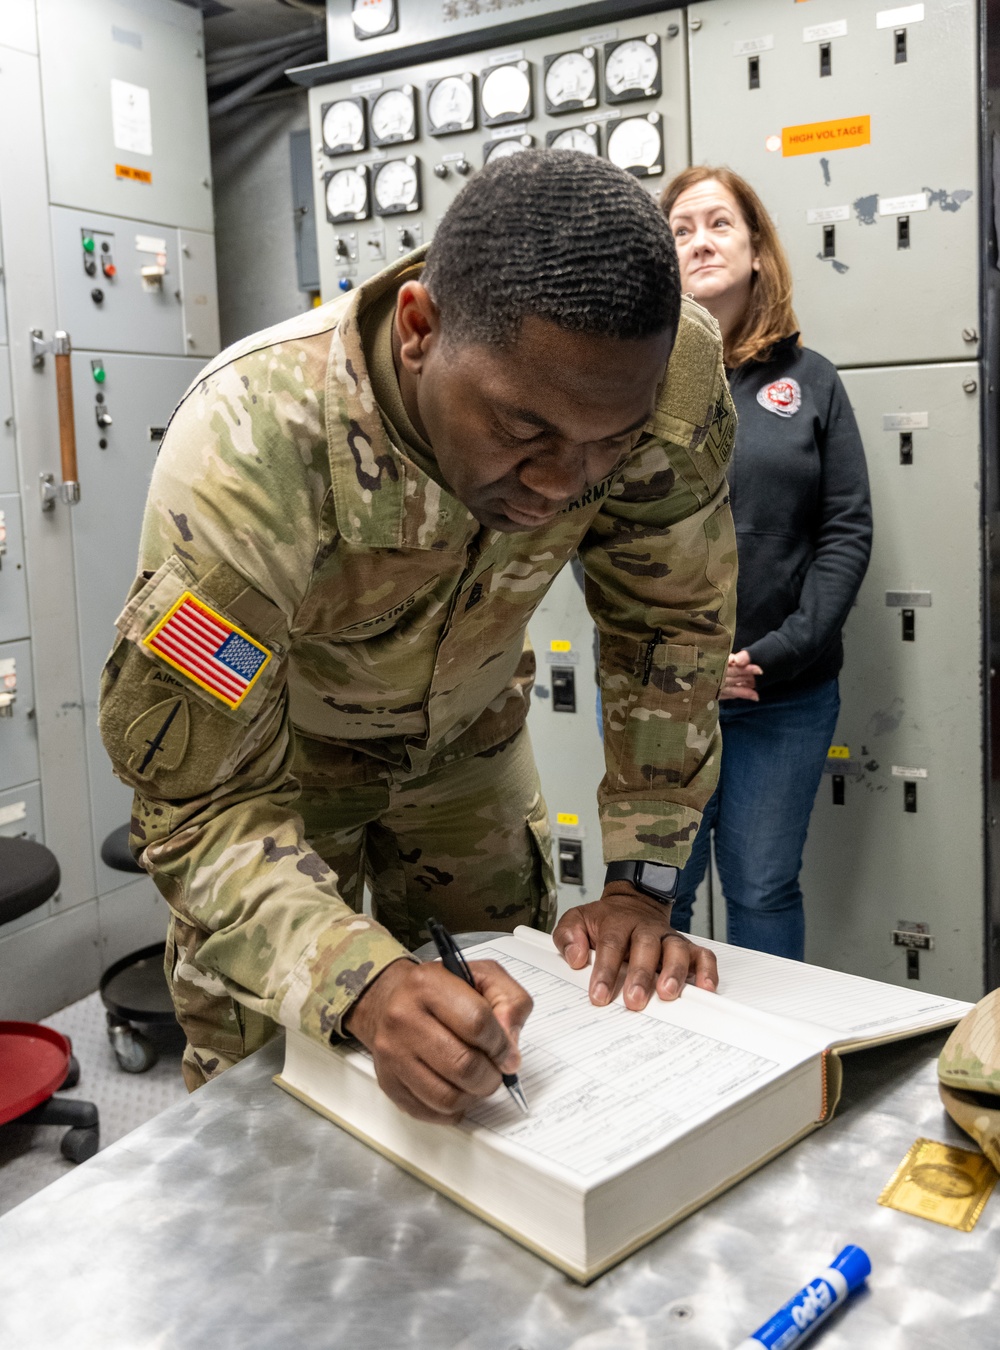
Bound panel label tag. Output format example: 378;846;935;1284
876;4;925;29
783;115;870;157
879;192;928;215
803;20;849;42
883;411;929;430
734;35;774;55
892;765;928;779
806;204;851;224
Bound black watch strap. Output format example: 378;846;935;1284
605;860;680;904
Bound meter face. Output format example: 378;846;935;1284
427;74;476;134
325;167;369;222
321;98;366;155
606;116;663;176
480;62;532;124
544;49;597;113
484;136;531;164
352;0;396;38
604;37;661;101
373;158;420;214
547;124;599;155
370;87;417;145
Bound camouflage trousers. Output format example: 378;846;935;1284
169;727;557;1089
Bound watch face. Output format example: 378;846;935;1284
427;74;476;135
604;35;662;103
543;48;598;114
637;861;680;900
483;134;533;164
325;166;369;222
480;61;533;126
372;156;421;214
606;113;664;177
546;123;600;155
321;98;367;155
370;86;417;145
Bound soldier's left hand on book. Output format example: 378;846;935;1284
553;889;718;1011
342;958;534;1123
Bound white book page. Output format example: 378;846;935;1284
508;927;972;1046
454;936;820;1185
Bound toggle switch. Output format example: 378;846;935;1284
748;55;760;89
819;42;832;76
894;27;908;63
897;216;910;249
822;225;836;258
832;774;845;805
902;608;915;641
904;781;917;813
552;667;577;713
95;405;113;429
899;431;913;465
558;838;584;886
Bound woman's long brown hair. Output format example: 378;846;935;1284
660;165;800;368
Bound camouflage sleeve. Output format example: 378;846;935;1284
98;340;411;1046
579;304;738;868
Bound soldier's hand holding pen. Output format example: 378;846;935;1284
343;958;533;1123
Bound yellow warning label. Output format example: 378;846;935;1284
827;745;851;759
556;812;579;826
782;115;870;157
550;639;572;652
115;163;153;184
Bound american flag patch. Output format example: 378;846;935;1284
143;592;271;710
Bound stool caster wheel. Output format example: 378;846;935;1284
59;1054;81;1090
106;1016;158;1074
60;1125;99;1163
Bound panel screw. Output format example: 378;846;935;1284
962;327;978;342
689;17;703;30
963;379;978;393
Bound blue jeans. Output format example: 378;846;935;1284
669;678;840;961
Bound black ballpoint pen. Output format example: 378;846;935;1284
427;918;530;1115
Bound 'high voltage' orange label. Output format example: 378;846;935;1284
782;115;870;157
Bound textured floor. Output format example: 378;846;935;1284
0;991;189;1217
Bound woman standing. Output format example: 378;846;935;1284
660;166;872;960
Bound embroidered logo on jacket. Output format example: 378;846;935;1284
757;377;802;418
143;592;271;709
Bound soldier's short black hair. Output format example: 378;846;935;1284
422;149;680;348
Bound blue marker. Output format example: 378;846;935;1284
734;1245;871;1350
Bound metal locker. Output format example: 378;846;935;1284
687;0;979;367
67;350;204;894
0;493;28;644
177;229;221;359
800;364;983;1000
0;637;39;793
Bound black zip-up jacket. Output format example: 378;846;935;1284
726;335;872;697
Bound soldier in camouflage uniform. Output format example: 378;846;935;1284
100;151;737;1118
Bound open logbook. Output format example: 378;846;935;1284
276;926;972;1282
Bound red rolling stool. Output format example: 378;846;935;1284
0;837;100;1163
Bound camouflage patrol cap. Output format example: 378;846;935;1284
938;988;1000;1171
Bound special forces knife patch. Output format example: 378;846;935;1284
142;591;271;710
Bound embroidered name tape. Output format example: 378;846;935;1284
143;592;271;709
757;377;802;417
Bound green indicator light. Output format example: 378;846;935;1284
82;234;95;253
91;360;106;383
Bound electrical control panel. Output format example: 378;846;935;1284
308;11;689;298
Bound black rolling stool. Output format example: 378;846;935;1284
0;837;100;1162
99;824;178;1074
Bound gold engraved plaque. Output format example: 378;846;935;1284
878;1137;997;1231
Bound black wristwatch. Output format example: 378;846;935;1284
604;860;680;905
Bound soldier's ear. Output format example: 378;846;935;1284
395;281;441;373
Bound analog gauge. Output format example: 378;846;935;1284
546;123;600;155
480;61;533;126
325;165;370;223
427;73;476;135
370;86;417;145
373;156;421;215
606;113;664;177
321;98;366;155
352;0;397;38
604;35;662;102
543;48;598;114
483;134;533;165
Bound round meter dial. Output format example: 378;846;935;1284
543;49;598;114
325;166;369;223
370;86;417;145
606;114;664;177
321;98;366;155
427;74;476;135
546;123;600;155
480;61;533;125
483;134;533;165
604;35;661;102
373;156;421;215
352;0;396;38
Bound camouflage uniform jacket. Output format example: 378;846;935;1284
99;246;737;1050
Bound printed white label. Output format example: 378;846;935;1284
110;78;152;157
556;823;586;840
876;4;925;29
135;234;167;255
883;411;929;430
0;800;26;827
351;77;383;93
892;766;928;779
806;204;850;224
485;49;524;67
492;123;527;139
803;20;848;42
734;35;774;55
584;28;618;44
878;192;929;215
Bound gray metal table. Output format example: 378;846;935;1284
0;1026;996;1348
